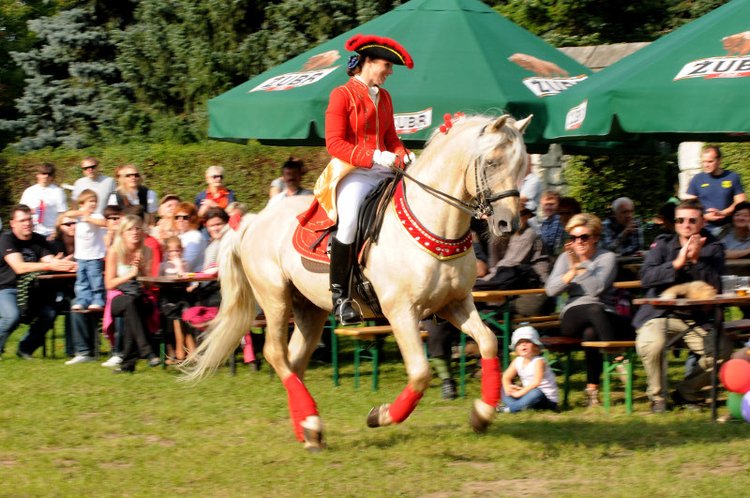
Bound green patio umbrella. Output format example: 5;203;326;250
208;0;590;149
544;0;750;143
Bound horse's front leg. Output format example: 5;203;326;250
439;296;500;433
366;316;431;429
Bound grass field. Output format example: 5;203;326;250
1;323;749;497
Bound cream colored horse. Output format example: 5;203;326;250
183;114;530;450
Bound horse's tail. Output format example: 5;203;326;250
181;215;257;382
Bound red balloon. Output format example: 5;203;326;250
720;359;750;394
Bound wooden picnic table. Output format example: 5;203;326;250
137;273;218;285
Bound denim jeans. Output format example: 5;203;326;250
70;312;96;356
74;258;105;307
502;388;558;413
0;288;21;354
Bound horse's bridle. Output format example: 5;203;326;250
390;124;519;219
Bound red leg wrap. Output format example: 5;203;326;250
388;385;424;424
283;373;318;442
242;334;256;363
481;357;501;407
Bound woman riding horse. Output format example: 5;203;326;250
315;34;416;325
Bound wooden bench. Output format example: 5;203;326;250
724;319;750;340
581;340;637;414
333;325;428;391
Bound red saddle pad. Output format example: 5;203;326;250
293;199;335;264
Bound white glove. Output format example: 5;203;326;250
373;149;397;169
403;152;416;166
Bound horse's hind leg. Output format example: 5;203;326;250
439;297;500;433
366;317;431;428
261;297;323;451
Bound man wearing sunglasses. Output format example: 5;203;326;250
72;157;116;215
19;163;68;239
195;165;236;219
0;205;77;359
632;199;732;413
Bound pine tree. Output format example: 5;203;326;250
0;0;62;148
1;4;135;150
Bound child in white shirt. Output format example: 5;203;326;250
70;189;107;310
499;326;559;413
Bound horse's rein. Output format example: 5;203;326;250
387;128;519;219
388;166;479;218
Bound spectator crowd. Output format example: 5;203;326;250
1;147;748;416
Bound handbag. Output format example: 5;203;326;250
117;278;142;297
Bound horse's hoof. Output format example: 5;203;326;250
366;404;392;428
469;399;496;434
301;416;326;451
366;406;381;428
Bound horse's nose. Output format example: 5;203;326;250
497;219;514;233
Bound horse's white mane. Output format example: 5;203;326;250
419;113;527;190
422;113;525;162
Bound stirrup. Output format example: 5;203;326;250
335;298;363;325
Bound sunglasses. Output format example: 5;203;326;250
569;234;592;243
175;215;190;220
106;216;121;221
61;221;77;227
211;175;223;180
81;165;97;170
38;172;52;176
123;173;140;178
674;217;699;225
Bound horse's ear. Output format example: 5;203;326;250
513;114;533;134
489;115;509;133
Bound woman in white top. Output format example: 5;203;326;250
174;202;206;272
104;214;159;372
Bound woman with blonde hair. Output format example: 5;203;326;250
104;214;160;372
107;164;158;223
174;201;206;272
545;213;634;407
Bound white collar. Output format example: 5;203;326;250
355;75;379;102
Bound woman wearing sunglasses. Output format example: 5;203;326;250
545;213;634;407
174;202;206;272
107;164;158;224
195;165;235;218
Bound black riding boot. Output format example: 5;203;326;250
330;238;363;325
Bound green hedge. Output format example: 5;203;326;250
0;141;330;220
4;140;750;224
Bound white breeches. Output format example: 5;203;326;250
335;167;395;244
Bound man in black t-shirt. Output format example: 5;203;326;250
0;205;77;358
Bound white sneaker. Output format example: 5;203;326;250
65;355;94;365
101;355;123;367
71;304;84;310
88;304;103;311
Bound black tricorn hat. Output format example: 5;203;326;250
345;34;414;68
